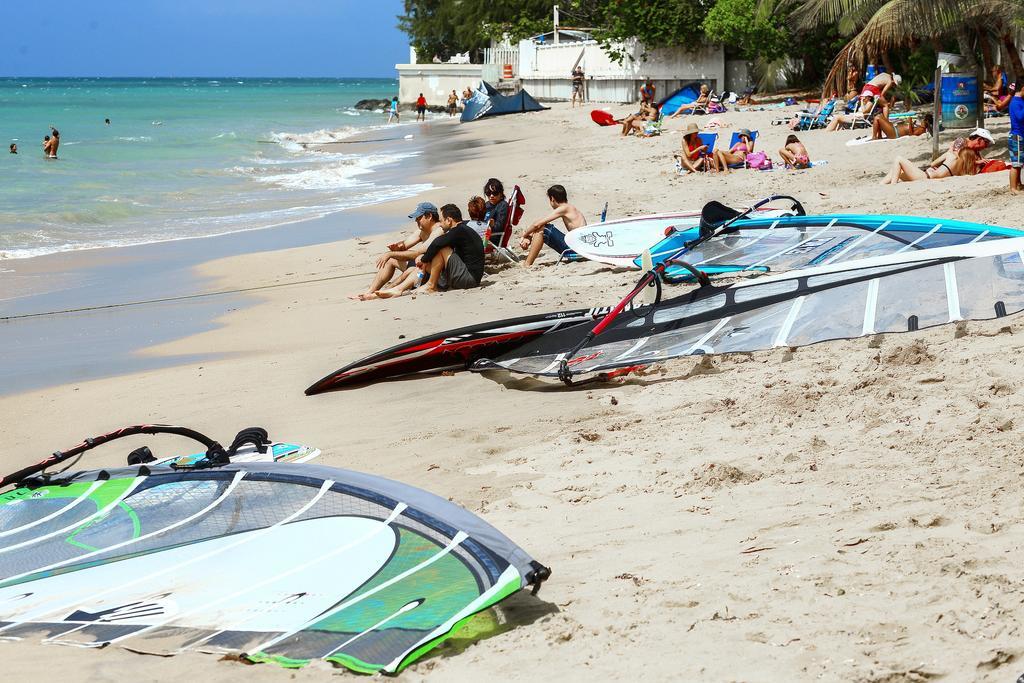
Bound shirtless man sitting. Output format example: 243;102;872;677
519;184;587;266
349;201;442;300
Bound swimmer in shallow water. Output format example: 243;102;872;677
9;143;16;154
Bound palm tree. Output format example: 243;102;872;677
766;0;1024;94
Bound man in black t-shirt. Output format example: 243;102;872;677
417;204;485;292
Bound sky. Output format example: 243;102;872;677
1;0;409;78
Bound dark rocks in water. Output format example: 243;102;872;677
354;98;390;111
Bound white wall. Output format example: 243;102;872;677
517;38;725;102
395;63;501;104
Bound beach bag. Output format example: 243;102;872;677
745;152;771;170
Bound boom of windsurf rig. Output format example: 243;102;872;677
0;425;271;491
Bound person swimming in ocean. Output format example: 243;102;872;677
9;143;16;154
105;118;111;125
43;135;52;158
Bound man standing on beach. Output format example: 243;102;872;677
1010;86;1024;194
640;79;655;105
349;202;442;300
416;204;484;293
483;178;509;246
519;184;587;266
571;67;585;108
447;90;458;117
416;93;427;121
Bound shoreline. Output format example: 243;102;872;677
0;117;466;394
4;102;1024;681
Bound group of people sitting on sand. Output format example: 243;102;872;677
675;123;811;173
350;179;588;299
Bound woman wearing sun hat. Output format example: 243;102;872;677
713;128;754;174
674;122;711;173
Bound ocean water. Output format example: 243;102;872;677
0;78;431;259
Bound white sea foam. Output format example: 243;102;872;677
0;182;436;260
116;136;152;142
253;152;419;191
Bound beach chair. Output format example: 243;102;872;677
725;131;760;169
485;185;525;263
794;100;835;131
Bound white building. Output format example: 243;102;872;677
396;35;747;105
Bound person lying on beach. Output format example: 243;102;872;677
713;129;754;174
778;135;810;169
670;84;710;119
674;123;711;173
621;101;658;137
520;184;587;266
880;146;980;184
824;110;868;131
483;178;509;246
349;201;442;300
872;112;932;140
414;203;485;293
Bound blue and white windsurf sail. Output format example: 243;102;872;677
637;214;1024;283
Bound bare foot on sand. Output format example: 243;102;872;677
376;288;401;299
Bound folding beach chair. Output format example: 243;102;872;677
485;185;525;263
794;99;835;131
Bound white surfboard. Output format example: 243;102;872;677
564;211;704;268
565;208;792;268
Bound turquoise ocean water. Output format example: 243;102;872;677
0;78;430;259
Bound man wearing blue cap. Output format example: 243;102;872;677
350;201;442;300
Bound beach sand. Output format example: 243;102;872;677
3;103;1024;681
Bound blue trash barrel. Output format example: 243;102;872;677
941;73;978;129
865;64;884;81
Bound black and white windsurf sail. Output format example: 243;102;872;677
472;237;1024;382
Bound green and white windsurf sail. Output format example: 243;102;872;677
0;427;548;674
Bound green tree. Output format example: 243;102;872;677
595;0;714;61
703;0;789;62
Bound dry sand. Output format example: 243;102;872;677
3;103;1024;682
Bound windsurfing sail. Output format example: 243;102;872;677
0;426;548;674
639;214;1024;283
305;305;618;394
461;82;547;123
472;236;1024;383
659;82;703;116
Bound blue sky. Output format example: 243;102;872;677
2;0;408;77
